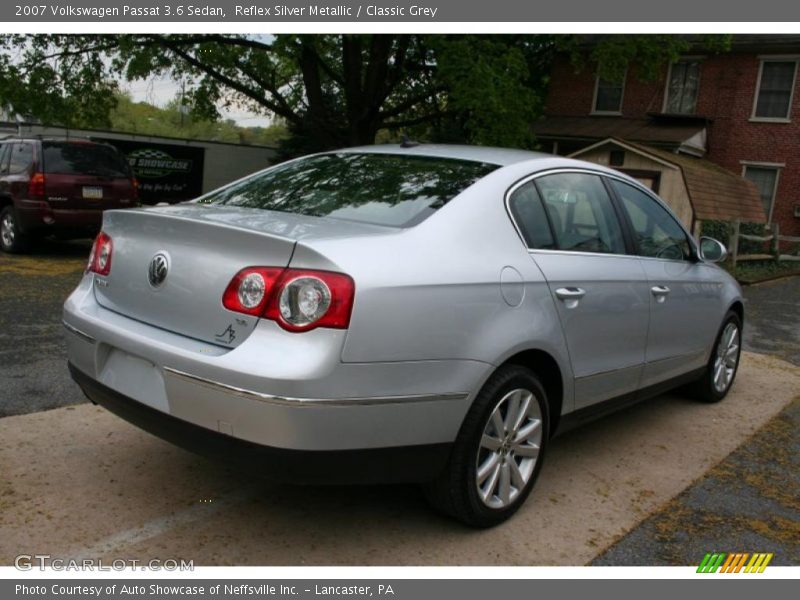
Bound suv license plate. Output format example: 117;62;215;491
82;186;103;199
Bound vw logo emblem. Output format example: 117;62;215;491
148;253;169;288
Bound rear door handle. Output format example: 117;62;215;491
651;285;671;303
555;287;586;309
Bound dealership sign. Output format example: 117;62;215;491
95;138;205;204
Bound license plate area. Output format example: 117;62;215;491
82;186;103;199
98;348;168;412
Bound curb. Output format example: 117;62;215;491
736;272;800;286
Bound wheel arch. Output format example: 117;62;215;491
499;348;564;437
728;300;744;325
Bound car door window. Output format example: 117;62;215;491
8;143;33;174
0;144;9;175
610;179;692;261
534;172;626;255
507;181;555;249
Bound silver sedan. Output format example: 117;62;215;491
64;144;742;527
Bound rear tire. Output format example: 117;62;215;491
687;311;742;403
0;206;30;254
424;365;549;528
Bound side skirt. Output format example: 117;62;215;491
554;367;706;436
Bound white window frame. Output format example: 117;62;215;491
591;71;626;116
750;56;799;123
741;160;783;223
661;57;704;115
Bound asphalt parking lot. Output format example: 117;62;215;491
0;244;798;565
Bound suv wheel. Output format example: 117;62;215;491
424;365;549;527
0;206;29;253
688;311;742;403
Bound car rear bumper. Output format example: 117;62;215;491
17;201;105;232
69;363;452;484
63;274;487;467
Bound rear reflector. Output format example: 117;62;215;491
223;267;355;332
87;232;113;276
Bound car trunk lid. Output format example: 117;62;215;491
93;204;389;347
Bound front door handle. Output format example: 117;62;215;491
651;285;671;303
555;287;586;299
555;287;586;309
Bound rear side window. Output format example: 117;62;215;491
535;173;626;255
42;142;130;177
198;153;498;228
8;143;34;174
610;179;692;261
0;144;9;175
508;182;555;249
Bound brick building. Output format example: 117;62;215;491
533;35;800;239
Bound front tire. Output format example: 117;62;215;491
424;365;549;527
688;311;742;403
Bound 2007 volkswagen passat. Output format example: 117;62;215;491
64;144;743;527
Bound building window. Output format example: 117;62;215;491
753;60;798;120
593;75;625;114
609;150;625;166
665;61;701;114
743;165;780;221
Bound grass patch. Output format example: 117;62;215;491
722;260;800;284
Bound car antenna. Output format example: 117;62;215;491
400;134;419;148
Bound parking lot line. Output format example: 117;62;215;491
70;488;255;560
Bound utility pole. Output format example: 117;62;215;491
179;79;186;129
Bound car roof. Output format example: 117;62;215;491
337;143;553;167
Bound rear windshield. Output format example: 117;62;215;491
42;142;130;177
197;153;498;227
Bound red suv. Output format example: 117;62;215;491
0;137;139;253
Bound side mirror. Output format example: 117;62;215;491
698;236;728;263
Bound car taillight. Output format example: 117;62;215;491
87;232;113;276
28;172;45;199
222;267;284;317
223;267;355;332
131;177;139;200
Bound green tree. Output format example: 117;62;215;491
108;92;288;146
0;34;730;155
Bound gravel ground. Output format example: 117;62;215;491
0;240;90;417
742;275;800;366
1;351;797;565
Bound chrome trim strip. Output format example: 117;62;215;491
573;363;642;381
573;351;707;381
62;321;96;344
529;247;698;266
163;367;470;407
528;248;637;260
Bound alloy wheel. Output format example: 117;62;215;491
1;212;15;248
475;388;543;509
713;322;740;393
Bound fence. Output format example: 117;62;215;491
729;219;800;268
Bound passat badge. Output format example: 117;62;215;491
148;253;169;288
